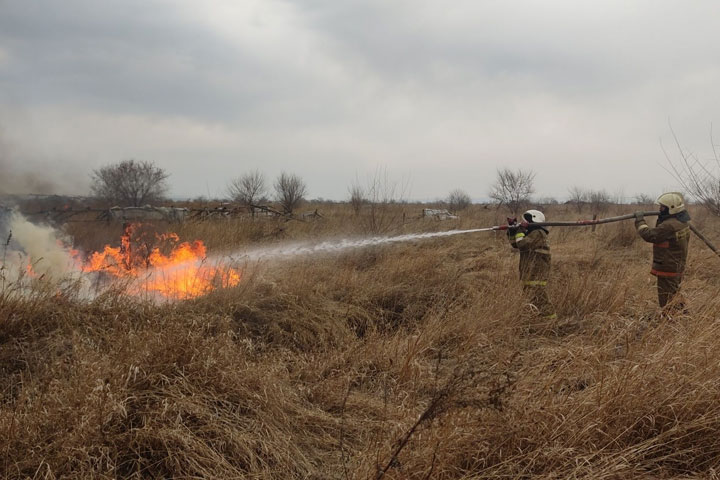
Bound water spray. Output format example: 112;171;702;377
227;228;496;263
227;210;719;264
227;213;642;262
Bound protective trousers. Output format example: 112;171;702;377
522;283;556;319
657;276;684;312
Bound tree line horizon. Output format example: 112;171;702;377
87;159;719;217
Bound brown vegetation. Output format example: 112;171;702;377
2;204;720;478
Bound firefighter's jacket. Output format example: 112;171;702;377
635;212;690;277
507;226;551;285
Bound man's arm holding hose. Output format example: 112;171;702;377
634;212;673;243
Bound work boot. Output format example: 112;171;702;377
659;295;690;321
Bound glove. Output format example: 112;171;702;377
506;217;519;235
508;221;528;237
634;211;644;221
519;220;529;230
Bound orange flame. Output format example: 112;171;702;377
81;223;240;299
25;263;37;278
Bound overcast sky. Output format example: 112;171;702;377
1;0;719;201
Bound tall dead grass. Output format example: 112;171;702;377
1;205;720;478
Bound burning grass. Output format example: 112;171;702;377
0;219;242;301
81;223;241;300
1;205;720;478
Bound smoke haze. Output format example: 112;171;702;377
0;210;78;278
0;125;86;196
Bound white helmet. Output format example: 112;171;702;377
523;209;545;223
656;192;686;215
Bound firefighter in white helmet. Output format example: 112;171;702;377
634;192;691;313
507;209;556;320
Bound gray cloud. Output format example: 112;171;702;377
0;0;718;200
1;1;272;120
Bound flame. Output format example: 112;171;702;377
81;223;241;299
25;263;37;277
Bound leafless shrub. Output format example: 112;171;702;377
489;168;535;214
536;196;559;207
567;186;588;213
587;189;612;214
90;159;168;207
359;168;409;234
664;126;720;217
227;170;266;208
348;180;366;216
446;189;471;212
605;218;638;248
274;172;308;215
634;193;654;205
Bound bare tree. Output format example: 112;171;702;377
447;189;471;212
227;170;266;207
587;189;612;214
348;180;366;216
634;193;654;205
664;126;720;217
363;168;409;234
488;168;535;214
91;159;168;206
567;186;588;213
274;172;307;214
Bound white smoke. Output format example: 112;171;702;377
0;210;78;280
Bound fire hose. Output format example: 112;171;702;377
476;211;720;259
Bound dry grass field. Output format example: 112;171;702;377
2;204;720;479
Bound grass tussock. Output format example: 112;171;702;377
1;204;720;478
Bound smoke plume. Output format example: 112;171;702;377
0;209;78;278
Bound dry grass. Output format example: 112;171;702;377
2;204;720;479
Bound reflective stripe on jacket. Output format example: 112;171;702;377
635;216;690;276
508;228;551;282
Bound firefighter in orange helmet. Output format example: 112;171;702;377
634;192;691;313
507;209;556;320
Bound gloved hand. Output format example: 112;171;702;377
508;221;528;237
634;211;644;221
506;217;519;235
